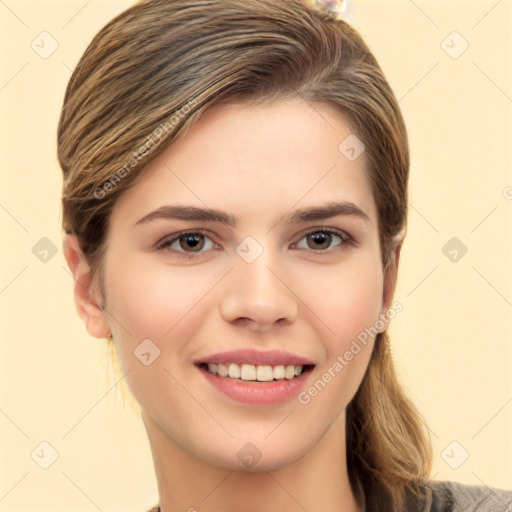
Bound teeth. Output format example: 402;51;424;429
204;363;306;381
228;363;240;379
256;365;274;382
273;365;285;379
285;364;295;379
241;363;256;380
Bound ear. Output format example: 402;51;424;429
378;231;405;330
382;240;402;310
62;233;111;338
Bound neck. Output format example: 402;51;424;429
143;411;362;512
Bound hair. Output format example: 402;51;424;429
57;0;433;509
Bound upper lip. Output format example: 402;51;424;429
194;349;315;366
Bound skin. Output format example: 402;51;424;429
64;97;402;511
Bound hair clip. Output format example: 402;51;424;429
313;0;347;19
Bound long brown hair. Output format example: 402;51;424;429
57;0;432;509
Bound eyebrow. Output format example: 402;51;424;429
134;200;371;228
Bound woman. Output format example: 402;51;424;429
58;0;512;510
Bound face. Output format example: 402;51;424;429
85;98;393;471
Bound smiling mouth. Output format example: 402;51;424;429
197;362;315;382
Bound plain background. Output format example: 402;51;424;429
1;0;511;510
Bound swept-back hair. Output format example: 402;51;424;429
57;1;432;509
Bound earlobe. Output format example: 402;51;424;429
62;234;111;339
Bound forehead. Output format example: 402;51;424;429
110;98;377;229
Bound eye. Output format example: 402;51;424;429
156;227;355;258
294;228;354;252
156;230;218;256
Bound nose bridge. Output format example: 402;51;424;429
219;237;299;328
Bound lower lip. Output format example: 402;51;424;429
197;365;313;405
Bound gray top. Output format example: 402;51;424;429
424;480;512;511
146;480;512;511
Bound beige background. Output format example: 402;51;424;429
1;0;511;510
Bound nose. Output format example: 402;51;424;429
219;249;299;331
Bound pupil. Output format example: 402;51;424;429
310;232;330;250
183;234;203;251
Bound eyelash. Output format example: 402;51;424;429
156;227;356;258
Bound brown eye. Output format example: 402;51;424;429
306;231;334;250
295;228;354;253
157;230;216;255
179;233;205;252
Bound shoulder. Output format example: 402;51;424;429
426;480;512;511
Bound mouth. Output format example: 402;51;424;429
194;349;316;405
196;362;315;382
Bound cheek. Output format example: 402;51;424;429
105;250;207;332
333;271;383;342
102;252;215;407
297;250;384;350
294;259;383;424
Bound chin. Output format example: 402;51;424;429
196;436;305;473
